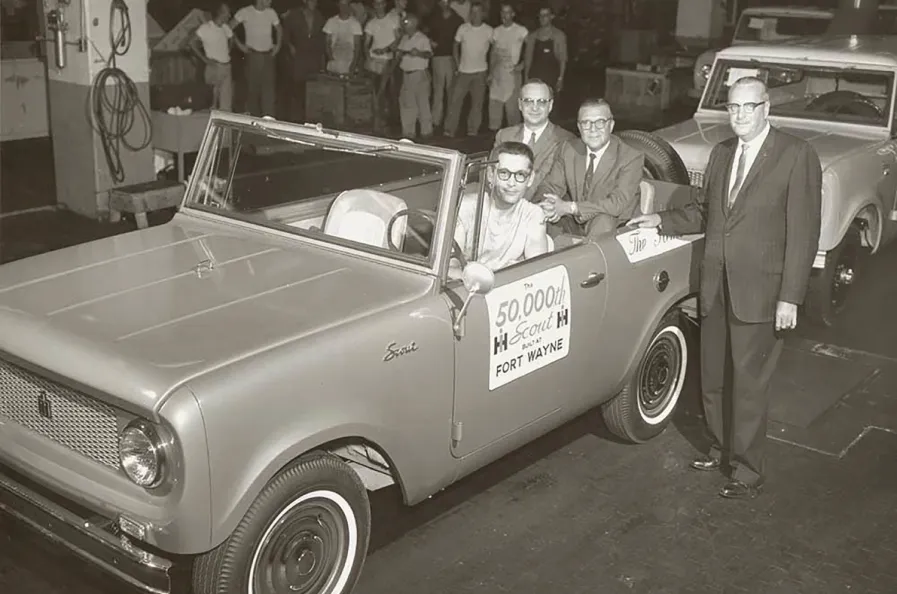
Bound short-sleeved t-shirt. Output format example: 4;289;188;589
234;6;279;51
397;32;432;71
454;23;493;73
324;15;363;44
364;13;401;59
491;22;528;66
454;192;545;271
196;21;234;63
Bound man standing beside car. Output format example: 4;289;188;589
493;78;573;202
628;76;822;500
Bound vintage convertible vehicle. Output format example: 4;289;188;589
657;35;897;326
0;114;703;594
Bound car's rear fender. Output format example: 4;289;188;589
187;294;458;550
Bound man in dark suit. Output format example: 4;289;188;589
629;76;822;499
283;0;326;120
493;78;574;202
536;98;643;240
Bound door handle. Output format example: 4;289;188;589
580;272;605;288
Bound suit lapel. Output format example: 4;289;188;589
720;142;736;218
533;122;554;152
571;139;586;199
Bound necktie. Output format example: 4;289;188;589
527;131;536;147
728;144;748;208
583;152;596;196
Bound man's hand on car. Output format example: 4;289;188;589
627;214;662;228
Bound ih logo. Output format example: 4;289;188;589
494;332;508;355
556;307;569;328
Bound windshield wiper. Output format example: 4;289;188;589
250;120;398;155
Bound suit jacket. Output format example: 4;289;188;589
493;121;575;202
536;135;644;226
659;127;822;323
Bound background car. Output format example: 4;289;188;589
689;4;897;100
657;35;897;327
0;115;702;594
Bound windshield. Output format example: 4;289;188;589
733;14;830;43
184;121;456;266
701;59;895;128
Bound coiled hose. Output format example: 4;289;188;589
90;0;152;183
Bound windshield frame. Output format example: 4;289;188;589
181;113;467;275
732;12;831;44
698;57;897;132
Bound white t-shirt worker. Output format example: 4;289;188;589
324;15;363;74
234;4;279;51
454;21;493;73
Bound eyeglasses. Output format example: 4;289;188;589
495;168;531;182
578;118;612;130
520;98;550;108
725;101;766;115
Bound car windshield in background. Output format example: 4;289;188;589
733;15;830;42
184;122;451;265
701;59;895;127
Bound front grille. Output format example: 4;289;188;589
0;358;121;470
688;170;704;187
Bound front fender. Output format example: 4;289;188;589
821;164;885;252
187;296;456;550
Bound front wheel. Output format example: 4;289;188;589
601;311;689;443
193;452;370;594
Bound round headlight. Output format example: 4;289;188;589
119;421;165;488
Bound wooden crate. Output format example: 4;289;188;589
305;74;375;132
604;66;692;125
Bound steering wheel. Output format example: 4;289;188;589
386;208;436;253
386;208;467;266
807;90;883;119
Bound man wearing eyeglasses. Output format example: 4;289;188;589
493;79;573;202
453;141;549;271
536;98;643;240
628;76;822;500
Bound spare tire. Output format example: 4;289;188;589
618;130;690;186
806;90;882;119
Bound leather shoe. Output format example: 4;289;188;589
689;455;721;471
719;480;763;500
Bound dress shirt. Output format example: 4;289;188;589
727;122;771;198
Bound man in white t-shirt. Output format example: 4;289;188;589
395;14;434;138
454;141;548;271
232;0;282;116
323;0;363;75
443;2;492;137
364;0;401;130
488;3;527;131
192;2;235;112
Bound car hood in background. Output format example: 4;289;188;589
656;117;883;170
0;215;432;413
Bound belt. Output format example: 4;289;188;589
402;68;427;73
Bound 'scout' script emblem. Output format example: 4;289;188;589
37;390;52;419
383;341;418;362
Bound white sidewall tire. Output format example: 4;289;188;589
636;324;688;426
248;489;359;594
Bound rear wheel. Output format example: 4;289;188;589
601;311;689;443
193;452;370;594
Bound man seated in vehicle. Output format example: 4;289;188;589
453;141;549;271
535;98;643;240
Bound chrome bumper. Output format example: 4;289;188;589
0;464;173;594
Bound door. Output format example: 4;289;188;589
446;245;610;459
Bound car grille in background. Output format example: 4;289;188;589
0;358;121;470
688;170;704;187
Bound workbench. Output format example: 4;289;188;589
151;110;211;182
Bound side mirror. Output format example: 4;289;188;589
452;262;495;337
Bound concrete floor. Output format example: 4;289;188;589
2;105;897;594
